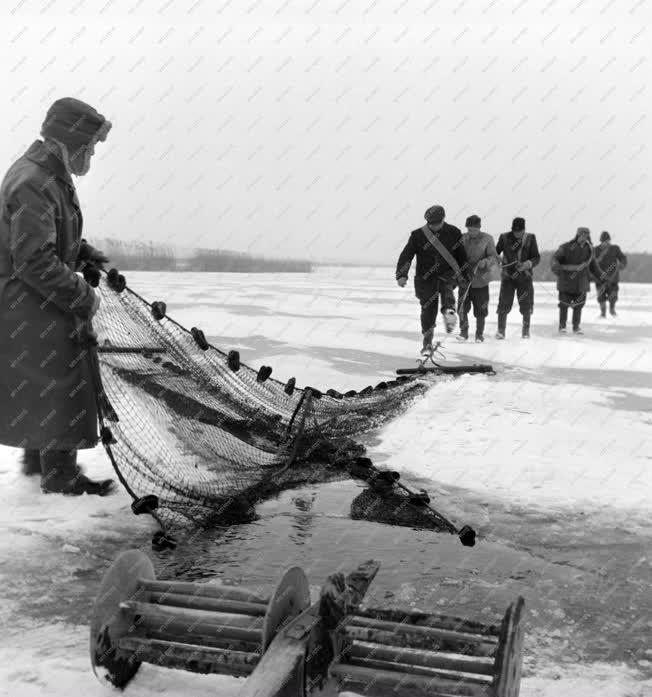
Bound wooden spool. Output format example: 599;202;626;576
90;550;309;689
90;554;524;697
331;597;526;697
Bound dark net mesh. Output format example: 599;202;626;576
90;273;425;529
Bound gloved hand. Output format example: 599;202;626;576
517;259;532;272
397;276;407;287
89;290;101;317
78;239;109;267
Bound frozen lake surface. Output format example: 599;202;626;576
1;267;651;697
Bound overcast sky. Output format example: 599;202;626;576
1;1;650;263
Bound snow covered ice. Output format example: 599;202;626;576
1;267;651;697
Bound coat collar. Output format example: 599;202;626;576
23;139;74;188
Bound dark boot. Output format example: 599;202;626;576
457;323;469;341
21;448;41;476
421;328;434;354
609;301;617;317
599;301;607;318
559;305;568;333
495;313;507;339
572;306;583;334
475;317;485;342
521;314;531;339
40;449;115;496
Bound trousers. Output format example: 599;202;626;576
458;285;489;331
418;281;456;333
497;276;534;316
597;282;618;305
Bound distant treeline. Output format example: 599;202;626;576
187;248;312;273
92;239;312;273
94;238;177;271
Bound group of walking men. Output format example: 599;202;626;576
395;204;627;352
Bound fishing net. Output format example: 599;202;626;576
88;269;426;531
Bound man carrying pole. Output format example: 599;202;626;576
456;215;499;343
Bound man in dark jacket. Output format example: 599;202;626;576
551;227;603;334
396;204;468;353
495;217;541;339
0;97;114;496
594;231;627;317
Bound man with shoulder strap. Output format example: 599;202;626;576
395;204;468;353
495;217;540;339
593;230;627;317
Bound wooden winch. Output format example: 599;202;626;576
91;550;525;697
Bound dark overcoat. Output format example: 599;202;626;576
0;140;98;450
593;243;627;283
551;238;602;295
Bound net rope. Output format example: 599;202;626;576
90;271;426;529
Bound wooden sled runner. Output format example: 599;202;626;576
91;550;525;697
396;363;495;376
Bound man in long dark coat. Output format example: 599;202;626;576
396;205;468;353
593;230;627;317
0;97;114;495
551;227;603;334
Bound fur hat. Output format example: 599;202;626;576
424;205;445;224
600;230;611;242
465;214;481;228
511;217;526;232
41;97;111;155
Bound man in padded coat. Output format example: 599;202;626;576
0;97;114;496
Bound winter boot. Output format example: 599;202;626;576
559;305;568;333
599;301;607;318
40;449;115;496
521;314;531;339
456;325;469;342
609;301;617;317
421;328;434;355
475;317;485;343
572;306;583;334
21;449;41;476
495;313;507;340
442;308;457;334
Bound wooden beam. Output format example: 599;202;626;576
138;578;270;605
239;604;319;697
118;636;259;677
347;641;495;676
331;663;493;697
347;615;498;647
147;591;267;617
355;606;500;636
346;655;493;685
143;627;260;654
119;601;263;644
342;624;497;658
